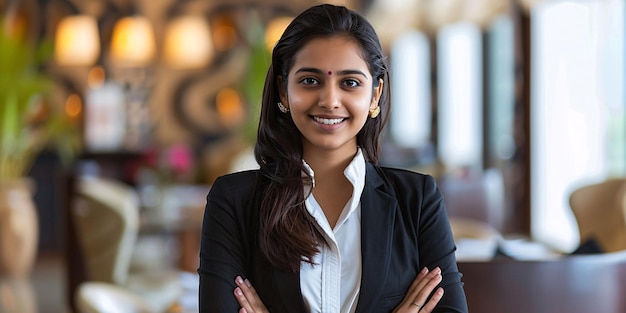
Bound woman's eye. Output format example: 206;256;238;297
300;78;319;85
343;79;360;88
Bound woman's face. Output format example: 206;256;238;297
279;36;383;158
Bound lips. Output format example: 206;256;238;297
312;116;346;125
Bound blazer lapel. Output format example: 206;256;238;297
355;164;398;312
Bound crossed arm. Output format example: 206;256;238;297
199;172;467;312
232;266;445;313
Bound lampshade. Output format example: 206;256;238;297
426;0;464;31
164;15;213;69
518;0;548;13
54;15;100;66
264;17;292;51
462;0;510;29
109;16;156;67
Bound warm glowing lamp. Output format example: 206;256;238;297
212;17;237;51
164;15;213;69
54;15;100;66
216;88;245;127
264;17;292;51
109;16;156;67
87;66;106;89
65;93;83;119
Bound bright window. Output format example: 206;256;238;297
437;22;483;170
531;0;625;251
390;31;431;149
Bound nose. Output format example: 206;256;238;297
318;84;340;109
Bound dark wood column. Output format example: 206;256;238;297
506;1;532;235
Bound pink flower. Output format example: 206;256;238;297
166;144;193;175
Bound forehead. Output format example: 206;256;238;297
290;36;370;75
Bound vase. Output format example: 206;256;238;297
0;178;39;278
0;278;36;313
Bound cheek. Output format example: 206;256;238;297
286;97;307;114
285;86;307;106
355;96;375;113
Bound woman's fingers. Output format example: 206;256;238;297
407;267;441;300
393;267;444;312
234;287;249;313
412;267;442;308
234;280;252;312
419;288;444;313
406;267;430;296
234;276;268;313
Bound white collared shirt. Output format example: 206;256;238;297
300;149;366;313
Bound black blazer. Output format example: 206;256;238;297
198;162;468;312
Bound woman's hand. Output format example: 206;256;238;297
392;267;445;313
234;276;269;313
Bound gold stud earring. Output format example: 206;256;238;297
277;102;289;113
369;106;380;118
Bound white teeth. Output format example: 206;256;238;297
313;116;344;125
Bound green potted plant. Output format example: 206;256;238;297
0;23;79;278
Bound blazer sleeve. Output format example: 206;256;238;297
198;175;249;312
418;175;468;313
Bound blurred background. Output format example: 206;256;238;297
0;0;624;312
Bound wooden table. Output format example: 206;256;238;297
458;251;626;313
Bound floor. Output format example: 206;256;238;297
11;248;201;313
5;230;201;313
0;252;68;313
34;254;68;313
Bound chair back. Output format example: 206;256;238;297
459;250;626;313
569;178;626;252
72;177;140;285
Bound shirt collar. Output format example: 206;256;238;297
302;148;366;194
341;148;366;224
302;148;367;229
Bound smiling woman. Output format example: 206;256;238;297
198;4;468;313
279;36;383;160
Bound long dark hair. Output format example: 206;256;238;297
254;4;391;272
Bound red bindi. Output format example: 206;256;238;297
327;71;332;76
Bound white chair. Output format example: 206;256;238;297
72;177;182;313
76;282;153;313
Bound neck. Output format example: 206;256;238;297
303;147;357;177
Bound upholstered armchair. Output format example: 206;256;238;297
72;177;182;313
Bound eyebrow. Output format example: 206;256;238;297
295;67;369;79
